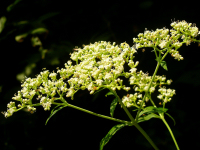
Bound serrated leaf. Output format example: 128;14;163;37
105;91;114;97
165;113;176;126
99;124;126;150
137;113;160;123
110;98;118;117
45;105;67;125
139;106;168;117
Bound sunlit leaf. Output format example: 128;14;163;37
99;124;126;150
110;98;118;117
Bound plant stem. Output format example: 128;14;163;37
134;123;159;150
136;59;160;121
56;102;133;126
109;88;159;150
55;91;159;149
159;114;180;150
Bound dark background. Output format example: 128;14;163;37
0;0;200;150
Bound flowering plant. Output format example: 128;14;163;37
3;20;200;150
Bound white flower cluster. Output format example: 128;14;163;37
3;42;138;117
69;41;137;93
133;20;200;61
3;102;17;118
3;70;69;117
122;93;149;108
4;21;198;117
122;71;174;108
157;87;176;103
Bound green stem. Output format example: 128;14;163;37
159;114;180;150
53;101;133;126
134;123;159;150
54;90;159;149
108;88;159;150
109;88;136;124
136;59;160;121
147;49;180;149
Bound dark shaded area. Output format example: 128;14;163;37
0;0;200;150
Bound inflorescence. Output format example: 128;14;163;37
3;20;199;118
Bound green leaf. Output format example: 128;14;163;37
160;61;168;71
31;28;48;34
105;91;114;97
165;113;176;126
99;124;126;150
139;106;168;117
15;33;28;42
0;16;6;33
155;58;168;71
110;98;118;117
137;113;160;123
45;105;67;125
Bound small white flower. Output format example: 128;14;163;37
49;72;57;80
130;68;137;73
96;79;103;86
159;40;167;49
